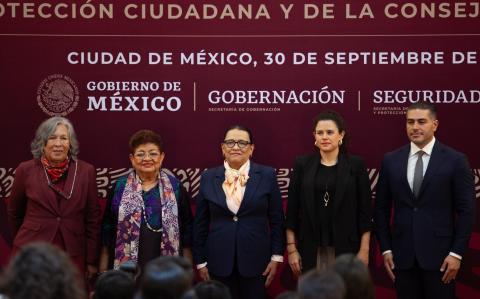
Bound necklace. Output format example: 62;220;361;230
43;160;77;200
141;205;163;233
321;163;336;207
323;184;330;207
137;172;163;233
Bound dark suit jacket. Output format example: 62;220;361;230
193;162;285;277
286;153;372;271
7;159;101;266
374;141;475;270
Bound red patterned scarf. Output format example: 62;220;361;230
41;156;69;183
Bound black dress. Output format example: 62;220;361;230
286;153;373;272
314;163;337;247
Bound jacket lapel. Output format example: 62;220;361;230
63;160;76;198
213;166;230;212
333;155;350;214
398;145;415;205
237;162;262;214
57;160;78;214
36;160;61;214
417;141;443;200
303;154;319;233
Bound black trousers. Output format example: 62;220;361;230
211;258;266;299
394;259;455;299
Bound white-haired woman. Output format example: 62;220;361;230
7;116;101;282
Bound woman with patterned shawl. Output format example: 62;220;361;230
99;129;193;274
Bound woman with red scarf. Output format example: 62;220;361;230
7;117;101;282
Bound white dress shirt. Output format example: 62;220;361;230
382;137;462;260
407;137;435;191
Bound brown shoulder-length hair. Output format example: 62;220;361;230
0;242;85;299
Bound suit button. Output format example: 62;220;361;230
413;208;418;212
233;216;238;222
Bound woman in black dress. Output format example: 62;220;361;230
286;110;372;276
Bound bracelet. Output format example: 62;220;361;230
287;242;296;245
288;250;298;255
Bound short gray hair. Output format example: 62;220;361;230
30;117;79;159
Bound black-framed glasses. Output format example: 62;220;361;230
223;139;250;149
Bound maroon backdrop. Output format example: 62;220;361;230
1;1;479;298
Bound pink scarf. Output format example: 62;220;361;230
222;160;250;214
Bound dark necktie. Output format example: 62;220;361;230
412;151;425;198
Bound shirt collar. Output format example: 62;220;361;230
410;137;436;157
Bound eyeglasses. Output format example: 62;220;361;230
223;139;250;149
133;151;161;160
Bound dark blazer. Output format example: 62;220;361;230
7;159;101;267
286;153;372;271
374;141;475;270
193;162;285;277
